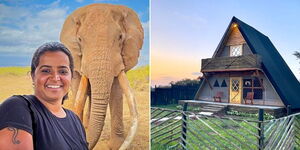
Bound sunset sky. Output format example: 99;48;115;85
151;0;300;86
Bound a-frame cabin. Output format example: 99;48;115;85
194;17;300;112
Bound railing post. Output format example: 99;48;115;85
258;109;264;150
287;105;291;115
181;102;188;149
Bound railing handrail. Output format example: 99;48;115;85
151;107;262;123
201;54;262;71
264;111;300;123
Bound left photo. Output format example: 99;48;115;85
0;0;149;150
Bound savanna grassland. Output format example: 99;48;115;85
0;65;150;150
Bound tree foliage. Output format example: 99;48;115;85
294;51;300;61
170;78;200;86
294;51;300;79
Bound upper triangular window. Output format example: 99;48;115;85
230;45;242;56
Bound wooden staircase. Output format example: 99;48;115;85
200;104;228;115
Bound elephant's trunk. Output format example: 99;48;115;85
87;74;114;149
85;50;114;149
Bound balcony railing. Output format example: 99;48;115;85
201;54;262;72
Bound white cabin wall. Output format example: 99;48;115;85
262;75;284;106
197;76;229;102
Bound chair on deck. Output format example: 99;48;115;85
213;91;223;102
244;92;254;104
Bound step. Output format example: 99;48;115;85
205;104;226;108
203;106;226;109
200;108;222;112
199;104;228;114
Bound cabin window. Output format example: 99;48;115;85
243;78;263;99
253;89;263;99
230;45;242;56
231;79;239;91
213;80;220;87
253;78;261;87
243;79;252;87
221;80;227;87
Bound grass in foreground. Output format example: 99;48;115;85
0;65;149;103
127;65;149;91
151;106;260;150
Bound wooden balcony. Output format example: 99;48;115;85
201;54;262;72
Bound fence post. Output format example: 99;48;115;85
181;102;188;149
258;109;264;150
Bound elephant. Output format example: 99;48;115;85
60;4;144;150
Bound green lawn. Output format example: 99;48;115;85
151;109;300;150
151;111;259;149
152;104;180;110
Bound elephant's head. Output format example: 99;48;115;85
60;4;143;149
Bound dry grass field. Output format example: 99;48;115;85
0;66;149;150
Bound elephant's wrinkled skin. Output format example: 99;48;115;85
60;4;143;150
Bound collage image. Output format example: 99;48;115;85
0;0;300;150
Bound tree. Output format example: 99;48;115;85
170;78;200;86
294;51;300;79
294;51;300;61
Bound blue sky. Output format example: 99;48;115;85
0;0;149;67
151;0;300;86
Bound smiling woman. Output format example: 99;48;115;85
0;42;88;150
32;50;71;106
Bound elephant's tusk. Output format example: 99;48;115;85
74;75;88;121
117;70;138;150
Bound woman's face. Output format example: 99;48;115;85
33;51;72;103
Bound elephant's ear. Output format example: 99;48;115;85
60;13;82;73
121;7;144;72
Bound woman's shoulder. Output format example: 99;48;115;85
0;95;29;108
0;95;34;134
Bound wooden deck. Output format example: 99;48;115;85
179;100;283;109
179;100;286;117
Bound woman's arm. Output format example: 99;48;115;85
0;127;33;150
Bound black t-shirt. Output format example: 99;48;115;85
0;95;88;150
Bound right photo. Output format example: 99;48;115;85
151;1;300;149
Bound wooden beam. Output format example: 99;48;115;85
202;68;262;73
213;71;256;77
203;73;213;90
255;70;264;91
228;73;231;103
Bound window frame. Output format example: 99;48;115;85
243;78;263;99
230;45;243;57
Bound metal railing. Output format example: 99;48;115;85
151;106;299;150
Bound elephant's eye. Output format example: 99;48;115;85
119;34;122;40
78;36;82;42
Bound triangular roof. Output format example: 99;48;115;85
210;16;300;111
